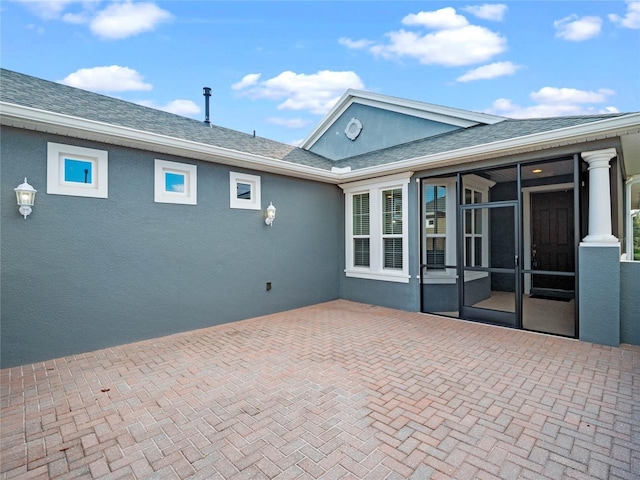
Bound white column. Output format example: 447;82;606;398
581;148;619;244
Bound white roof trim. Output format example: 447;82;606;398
300;89;505;149
0;102;338;183
338;113;640;183
2;102;638;187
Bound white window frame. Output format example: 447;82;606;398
423;178;457;284
422;175;493;284
47;142;108;198
154;159;197;205
229;172;261;210
340;172;412;283
462;185;490;273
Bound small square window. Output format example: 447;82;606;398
165;172;185;193
154;159;197;205
64;159;93;183
47;143;108;198
237;182;251;200
230;172;261;210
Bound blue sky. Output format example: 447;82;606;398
2;1;639;145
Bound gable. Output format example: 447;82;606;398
301;89;504;162
306;102;463;161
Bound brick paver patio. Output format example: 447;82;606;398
1;300;638;479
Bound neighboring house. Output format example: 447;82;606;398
1;69;639;368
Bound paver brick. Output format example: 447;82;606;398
1;300;638;479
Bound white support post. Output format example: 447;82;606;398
581;148;619;245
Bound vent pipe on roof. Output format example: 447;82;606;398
203;87;211;125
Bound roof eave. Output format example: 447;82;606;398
3;102;638;187
337;113;640;183
0;102;339;183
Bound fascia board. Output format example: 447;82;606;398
345;97;479;127
299;90;356;149
335;113;640;183
345;90;504;125
300;89;504;150
3;102;638;186
0;102;339;183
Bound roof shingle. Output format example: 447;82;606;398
0;69;334;170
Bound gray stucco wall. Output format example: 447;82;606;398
309;103;460;161
578;245;620;346
339;178;420;312
1;127;342;367
620;261;640;345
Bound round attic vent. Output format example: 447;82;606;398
344;118;363;141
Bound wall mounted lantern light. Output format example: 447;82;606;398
265;202;276;226
14;177;37;219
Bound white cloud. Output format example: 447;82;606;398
554;15;602;41
463;4;508;22
338;37;375;49
456;61;520;82
90;1;172;40
340;7;507;67
13;0;80;20
609;1;640;29
402;7;469;29
371;26;506;66
137;99;200;117
234;70;364;115
231;73;261;91
530;87;614;104
486;87;617;118
61;11;90;24
162;100;200;116
59;66;152;92
14;0;171;39
267;117;310;129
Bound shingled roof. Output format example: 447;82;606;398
334;113;629;170
1;68;635;175
0;69;334;171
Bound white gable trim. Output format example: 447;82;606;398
300;89;505;149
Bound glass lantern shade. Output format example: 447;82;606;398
14;178;37;219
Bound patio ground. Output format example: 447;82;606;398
1;300;638;479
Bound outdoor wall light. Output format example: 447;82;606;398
14;177;37;219
265;202;276;226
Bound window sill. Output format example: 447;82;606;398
345;269;411;283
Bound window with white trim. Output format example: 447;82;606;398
424;184;448;271
422;175;493;283
341;173;411;283
154;159;197;205
230;172;261;210
352;193;370;267
47;142;108;198
463;187;485;267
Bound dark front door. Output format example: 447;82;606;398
531;190;575;294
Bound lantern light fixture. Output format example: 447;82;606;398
14;177;37;219
265;202;276;226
